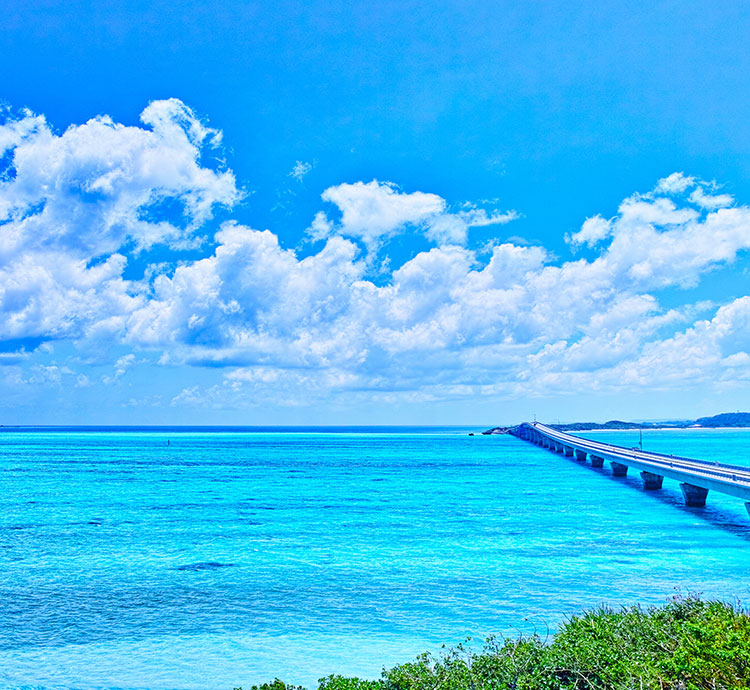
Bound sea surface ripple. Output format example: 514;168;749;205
2;427;750;689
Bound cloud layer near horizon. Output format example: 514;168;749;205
1;101;750;409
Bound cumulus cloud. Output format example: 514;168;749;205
0;99;240;341
654;172;734;211
656;172;695;194
1;98;238;256
2;99;750;409
310;180;516;250
567;215;612;247
689;187;734;209
0;108;46;158
523;296;750;394
118;181;750;403
314;180;445;250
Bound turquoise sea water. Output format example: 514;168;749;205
2;426;750;689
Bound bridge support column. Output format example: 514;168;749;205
555;444;564;454
575;450;587;462
590;455;604;468
563;446;574;457
680;483;708;507
611;462;628;477
640;471;663;490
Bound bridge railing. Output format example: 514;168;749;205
530;423;750;474
513;422;750;508
524;424;750;485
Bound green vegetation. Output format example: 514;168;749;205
238;597;750;690
695;412;750;428
483;411;750;433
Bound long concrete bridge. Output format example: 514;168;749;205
511;422;750;514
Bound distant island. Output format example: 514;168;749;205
482;411;750;434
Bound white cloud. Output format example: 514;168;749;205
425;208;518;246
459;208;519;228
307;211;334;242
567;215;612;247
655;172;733;210
617;196;699;227
102;353;137;383
75;374;92;388
423;214;469;245
289;161;312;181
535;296;750;392
117;177;750;406
0;349;30;365
316;180;445;250
0;108;46;158
311;180;516;250
655;172;695;194
0;99;241;342
689;187;734;209
3;103;750;411
1;99;239;258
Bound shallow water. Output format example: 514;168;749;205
2;427;750;689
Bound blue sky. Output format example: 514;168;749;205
2;1;750;424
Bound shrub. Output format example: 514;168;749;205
241;597;750;690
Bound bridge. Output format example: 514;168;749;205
511;422;750;514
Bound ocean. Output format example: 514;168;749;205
2;426;750;689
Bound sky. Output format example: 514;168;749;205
2;1;750;425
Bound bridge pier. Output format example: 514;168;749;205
555;443;564;454
575;450;587;462
590;455;604;468
563;446;574;457
680;483;708;507
611;462;629;477
640;471;664;490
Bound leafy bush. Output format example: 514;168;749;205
236;680;306;690
241;596;750;690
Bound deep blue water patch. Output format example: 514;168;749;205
175;562;235;571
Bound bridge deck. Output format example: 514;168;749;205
514;422;750;506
